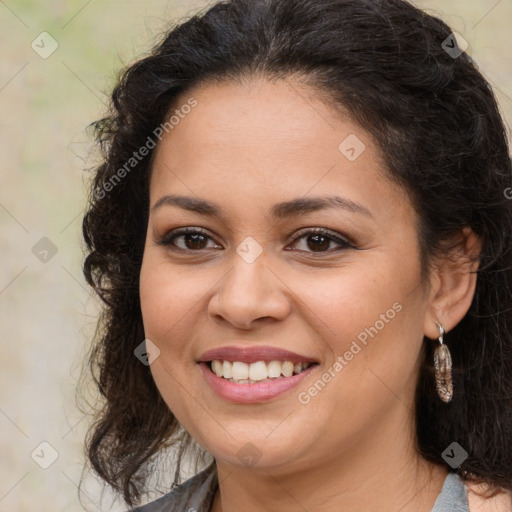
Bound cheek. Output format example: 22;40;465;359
139;253;207;420
139;252;206;345
291;263;407;345
293;256;425;393
293;277;423;435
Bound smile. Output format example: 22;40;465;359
196;345;319;402
209;359;314;383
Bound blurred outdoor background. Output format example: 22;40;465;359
1;1;511;510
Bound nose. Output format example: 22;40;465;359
207;252;291;330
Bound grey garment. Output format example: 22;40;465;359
132;463;218;512
132;464;470;512
431;472;470;512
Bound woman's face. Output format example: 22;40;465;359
139;77;432;473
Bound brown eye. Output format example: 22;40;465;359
288;228;353;254
304;233;330;252
181;232;208;250
158;228;221;251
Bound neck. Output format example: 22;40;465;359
210;406;448;512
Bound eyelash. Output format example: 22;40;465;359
157;227;355;255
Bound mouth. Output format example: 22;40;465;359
196;345;320;402
206;359;317;384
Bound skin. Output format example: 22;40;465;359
139;75;480;512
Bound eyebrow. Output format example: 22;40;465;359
151;194;373;219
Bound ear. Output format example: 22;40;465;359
423;227;482;339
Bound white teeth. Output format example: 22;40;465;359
211;360;223;377
249;361;268;381
267;360;282;378
281;361;294;378
209;359;313;382
222;360;233;379
232;361;249;380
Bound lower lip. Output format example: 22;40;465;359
198;362;317;403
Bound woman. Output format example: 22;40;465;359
81;0;512;510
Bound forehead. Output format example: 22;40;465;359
156;76;365;159
149;77;409;222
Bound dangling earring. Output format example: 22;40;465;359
433;320;453;403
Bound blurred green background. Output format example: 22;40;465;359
1;1;511;510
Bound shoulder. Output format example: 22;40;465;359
131;463;218;512
466;480;512;512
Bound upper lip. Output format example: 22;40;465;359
197;345;319;364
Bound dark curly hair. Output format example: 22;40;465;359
80;0;512;507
